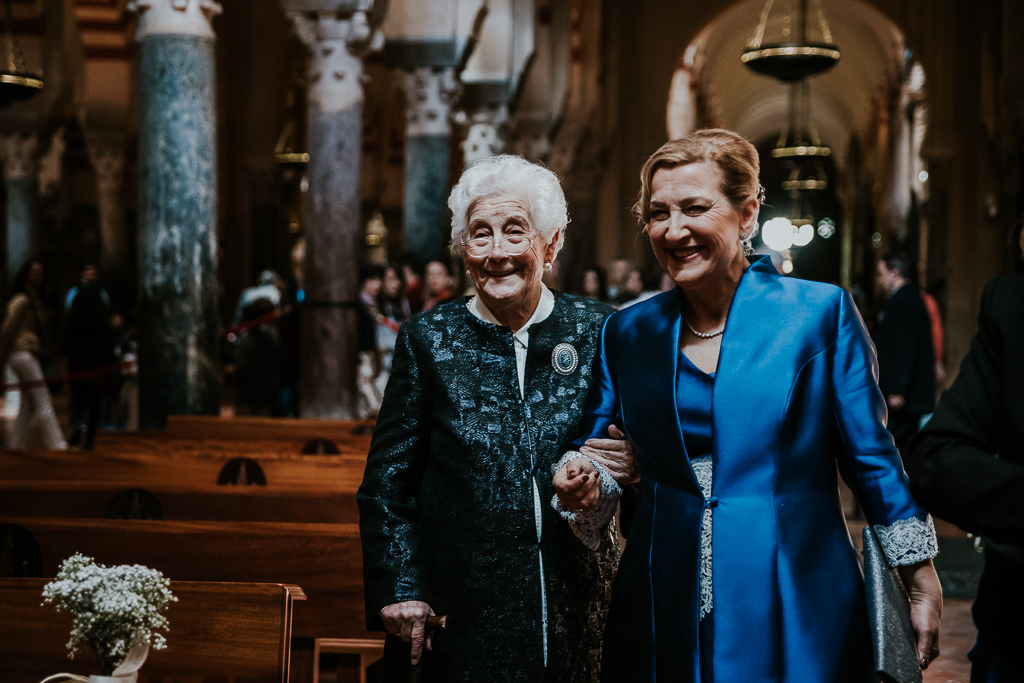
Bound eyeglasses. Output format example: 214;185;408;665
462;233;536;258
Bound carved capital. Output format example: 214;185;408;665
128;0;223;41
287;11;384;114
461;105;508;167
401;67;458;137
86;134;127;194
1;133;38;182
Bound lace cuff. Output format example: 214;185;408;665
550;450;622;551
873;514;939;566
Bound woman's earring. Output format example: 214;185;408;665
740;232;754;256
544;262;553;271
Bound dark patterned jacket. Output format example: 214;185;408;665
357;292;620;682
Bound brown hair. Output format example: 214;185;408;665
633;129;762;226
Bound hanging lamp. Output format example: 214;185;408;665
775;81;830;191
742;0;839;82
0;0;42;108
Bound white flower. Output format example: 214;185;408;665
42;554;177;676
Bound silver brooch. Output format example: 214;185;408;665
551;343;579;376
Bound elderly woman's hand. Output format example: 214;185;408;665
554;457;601;512
581;425;639;485
897;559;943;669
381;600;435;665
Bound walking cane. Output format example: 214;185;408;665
408;615;447;683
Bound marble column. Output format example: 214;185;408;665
287;10;380;419
1;133;38;281
401;67;458;262
128;0;222;428
85;134;128;279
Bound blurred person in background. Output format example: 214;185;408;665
422;260;455;311
616;265;661;309
233;297;280;416
921;280;946;383
576;265;609;303
109;310;139;430
0;259;67;449
606;258;634;301
232;269;282;327
612;266;644;307
400;253;425;314
906;258;1024;683
273;271;301;417
375;264;410;399
357;266;385;418
63;258;114;449
874;253;936;457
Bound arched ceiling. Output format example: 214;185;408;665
672;0;908;168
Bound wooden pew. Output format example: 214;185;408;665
163;415;374;442
93;435;370;456
0;481;359;523
0;450;367;489
0;517;374;641
0;578;304;683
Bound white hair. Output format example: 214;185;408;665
448;155;568;257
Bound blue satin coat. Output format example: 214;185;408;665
577;256;928;683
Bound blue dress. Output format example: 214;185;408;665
572;256;938;683
676;352;715;683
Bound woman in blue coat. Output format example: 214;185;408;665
553;130;943;682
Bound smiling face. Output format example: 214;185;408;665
647;161;758;291
464;195;557;319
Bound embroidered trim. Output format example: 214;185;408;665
873;514;939;566
691;455;714;620
550;450;622;551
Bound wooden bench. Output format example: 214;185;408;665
92;434;373;456
0;481;359;523
0;578;305;683
163;415;375;442
314;638;385;683
0;517;375;641
0;450;367;489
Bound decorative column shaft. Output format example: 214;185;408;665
129;0;222;427
1;133;38;280
85;134;128;278
289;10;379;418
401;67;457;262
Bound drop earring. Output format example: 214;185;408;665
544;262;552;271
740;232;754;256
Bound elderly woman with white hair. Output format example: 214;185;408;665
358;155;628;682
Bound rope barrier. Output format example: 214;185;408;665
1;360;135;392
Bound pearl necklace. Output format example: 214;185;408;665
684;316;724;340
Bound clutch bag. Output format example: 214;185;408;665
862;525;922;683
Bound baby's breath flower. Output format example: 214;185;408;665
42;554;176;676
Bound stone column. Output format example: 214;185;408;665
1;133;38;281
401;66;458;262
285;8;381;419
85;134;128;278
128;0;222;428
